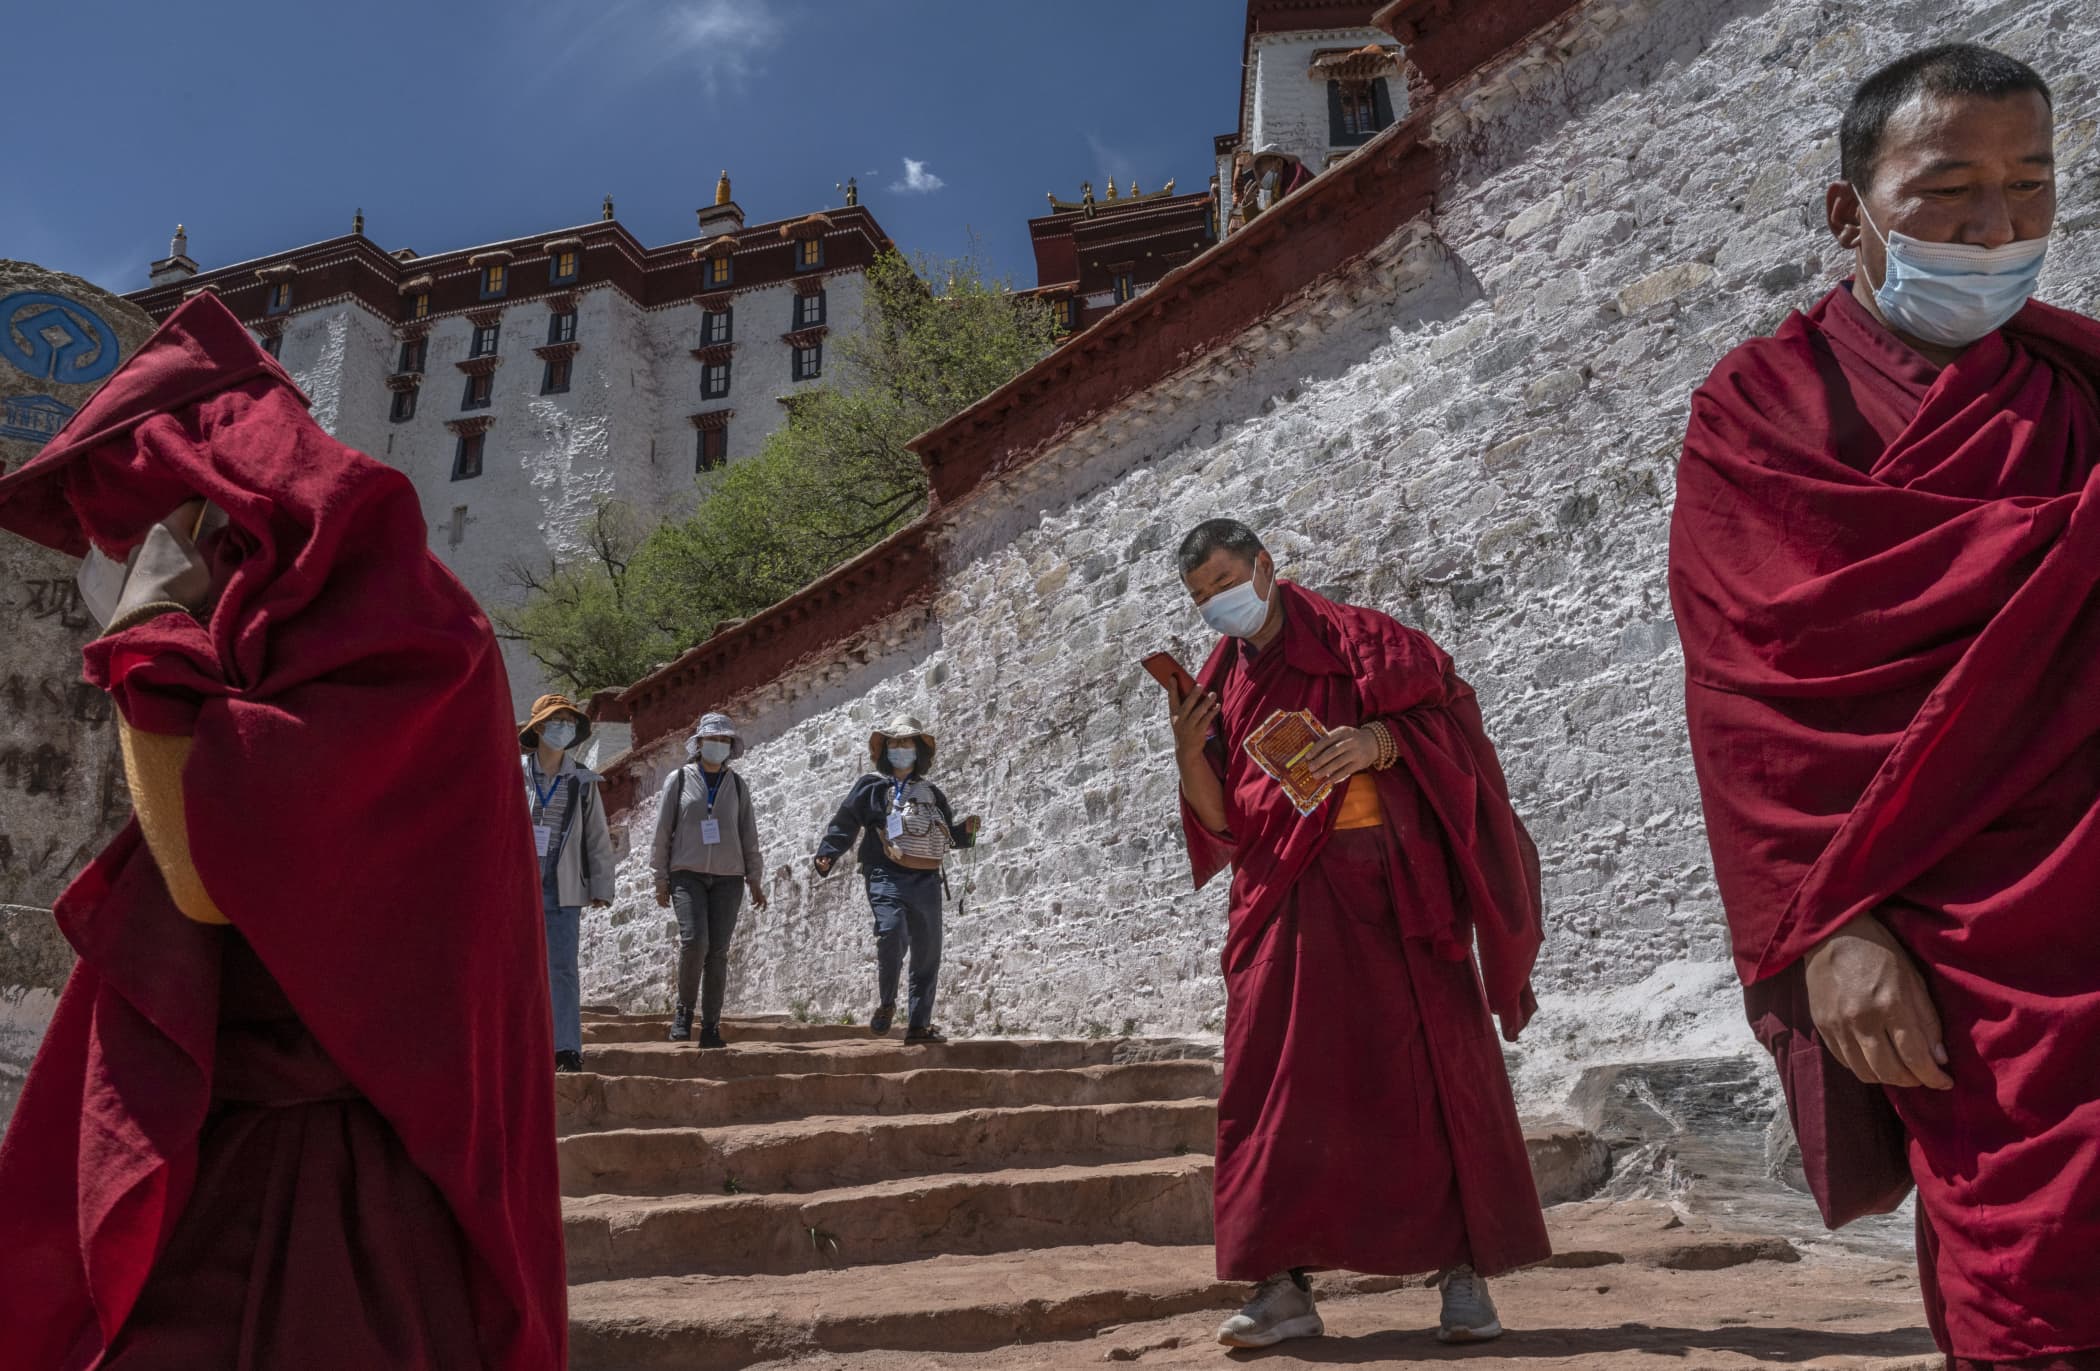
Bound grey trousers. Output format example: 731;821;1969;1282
671;871;744;1027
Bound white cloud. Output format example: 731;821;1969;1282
661;0;782;94
890;158;946;195
540;0;783;96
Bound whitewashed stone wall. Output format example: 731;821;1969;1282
1245;29;1405;172
269;268;869;712
580;0;2100;1115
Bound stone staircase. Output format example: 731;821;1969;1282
559;1011;1606;1371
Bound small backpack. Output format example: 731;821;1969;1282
881;778;953;871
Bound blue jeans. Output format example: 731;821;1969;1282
868;869;943;1032
543;885;582;1056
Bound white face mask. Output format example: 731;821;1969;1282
540;719;579;751
698;739;733;765
886;746;919;773
75;544;134;629
1860;200;2049;348
1198;564;1272;638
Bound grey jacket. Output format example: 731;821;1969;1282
522;754;616;907
651;763;765;884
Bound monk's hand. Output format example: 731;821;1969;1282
1804;912;1953;1091
654;881;671;909
112;501;215;624
1302;725;1378;784
1169;681;1220;761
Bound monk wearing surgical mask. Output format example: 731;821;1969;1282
1670;43;2100;1369
1166;519;1548;1350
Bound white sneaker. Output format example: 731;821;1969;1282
1437;1264;1504;1343
1215;1271;1324;1348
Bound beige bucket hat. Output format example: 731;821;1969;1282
868;714;936;773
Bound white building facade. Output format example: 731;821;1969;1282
128;190;889;712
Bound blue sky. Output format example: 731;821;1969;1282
8;1;1246;296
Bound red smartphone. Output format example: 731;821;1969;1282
1142;651;1200;701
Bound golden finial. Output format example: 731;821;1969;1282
603;194;615;221
353;208;365;235
1131;180;1142;197
1106;176;1118;201
715;170;732;206
844;176;858;207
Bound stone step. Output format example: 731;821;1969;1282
562;1156;1216;1283
556;1061;1223;1136
560;1099;1216;1197
567;1243;1386;1371
577;1037;1216;1083
585;1017;888;1045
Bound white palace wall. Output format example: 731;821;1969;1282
576;0;2100;1115
268;270;869;711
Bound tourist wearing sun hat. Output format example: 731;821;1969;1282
650;711;768;1047
520;693;615;1073
813;713;981;1043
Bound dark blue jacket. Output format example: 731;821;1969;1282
816;772;975;879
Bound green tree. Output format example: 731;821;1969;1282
505;248;1058;695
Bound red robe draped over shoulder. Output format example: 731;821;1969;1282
1181;582;1549;1280
1670;284;2100;1364
0;295;566;1368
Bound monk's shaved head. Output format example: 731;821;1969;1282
1842;43;2051;193
1177;519;1265;576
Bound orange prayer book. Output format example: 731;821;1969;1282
1242;708;1336;816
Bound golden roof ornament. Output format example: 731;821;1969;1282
353;208;365;236
1105;176;1118;201
603;194;615;221
715;170;733;206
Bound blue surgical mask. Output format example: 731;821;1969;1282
1198;570;1272;638
1861;202;2048;349
886;746;918;772
698;739;733;765
540;719;578;751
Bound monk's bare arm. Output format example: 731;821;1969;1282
1169;683;1230;836
1804;912;1953;1091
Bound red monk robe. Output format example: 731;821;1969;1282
0;295;567;1368
1671;283;2100;1366
1181;580;1550;1281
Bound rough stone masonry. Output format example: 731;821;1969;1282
0;262;159;1124
579;0;2100;1119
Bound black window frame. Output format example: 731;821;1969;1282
390;387;418;423
462;372;494;410
265;281;293;315
794;291;827;329
1327;77;1394;147
409;292;430;320
795;237;825;272
549;248;580;284
260;332;283;358
452;431;485;481
696;426;729;472
470;322;501;358
700;360;732;400
701;307;733;345
547;310;577;344
398;337;427;373
1112;272;1135;304
480;263;509;299
705;254;733;288
541;354;572;395
792;342;823;382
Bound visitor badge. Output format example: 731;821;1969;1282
887;813;905;840
701;818;722;845
533;824;553;857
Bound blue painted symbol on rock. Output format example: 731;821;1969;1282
0;394;77;444
0;292;122;386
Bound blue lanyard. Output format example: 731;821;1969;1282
702;767;727;812
531;763;562;813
